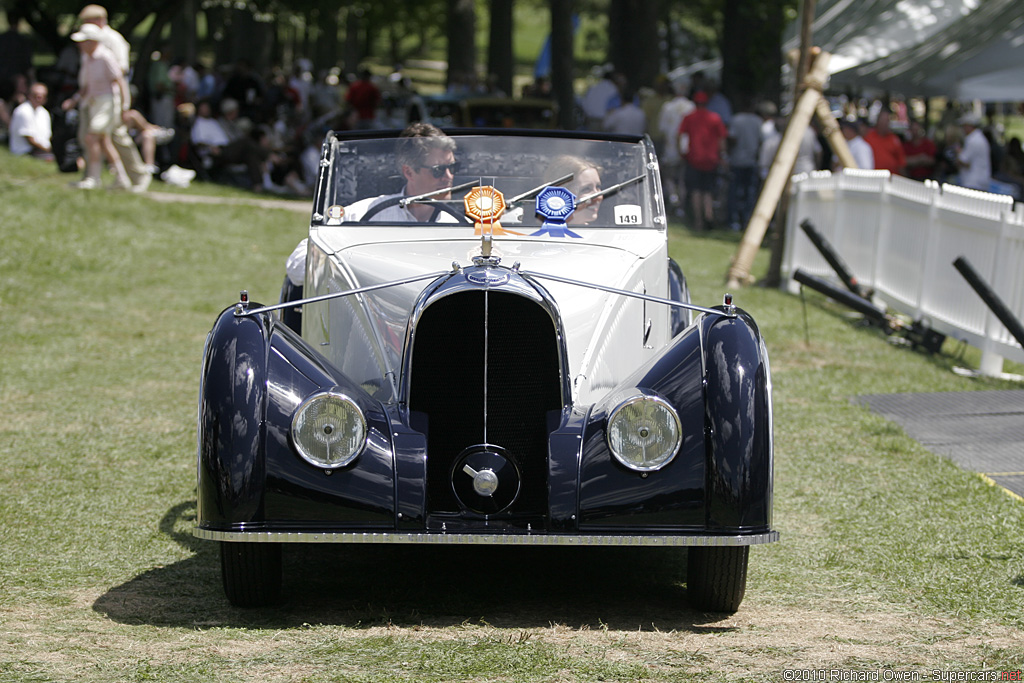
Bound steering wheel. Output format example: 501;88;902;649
360;195;472;224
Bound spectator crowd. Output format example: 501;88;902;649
2;7;1023;209
580;64;1024;230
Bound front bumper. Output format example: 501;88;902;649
194;528;779;546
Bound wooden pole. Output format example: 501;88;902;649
763;0;816;288
726;51;831;289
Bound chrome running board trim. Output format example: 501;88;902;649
195;528;779;546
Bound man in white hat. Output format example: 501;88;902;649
62;22;131;189
72;5;151;191
956;113;991;192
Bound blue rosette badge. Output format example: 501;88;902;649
532;186;582;238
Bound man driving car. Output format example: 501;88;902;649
344;122;458;222
286;122;457;286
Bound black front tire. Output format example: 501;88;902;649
220;542;282;607
686;546;748;613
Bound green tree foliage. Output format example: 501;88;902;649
9;0;796;111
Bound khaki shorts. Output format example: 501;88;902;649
83;94;120;135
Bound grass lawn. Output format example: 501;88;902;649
1;150;1023;681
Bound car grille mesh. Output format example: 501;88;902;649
409;290;561;514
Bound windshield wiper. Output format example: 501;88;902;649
577;173;646;205
506;173;575;205
399;179;480;208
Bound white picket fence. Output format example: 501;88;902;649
782;169;1024;374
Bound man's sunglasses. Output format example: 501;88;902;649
418;162;460;178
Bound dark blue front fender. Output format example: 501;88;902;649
577;308;772;534
197;306;395;531
701;309;773;531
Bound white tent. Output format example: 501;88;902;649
828;0;1024;100
669;0;986;91
666;1;1024;101
783;0;982;74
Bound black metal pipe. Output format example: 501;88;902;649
953;256;1024;350
799;219;872;299
792;268;890;326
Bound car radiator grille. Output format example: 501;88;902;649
409;290;562;515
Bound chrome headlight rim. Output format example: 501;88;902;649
606;392;682;472
290;390;367;469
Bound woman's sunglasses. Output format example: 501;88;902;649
418;162;460;178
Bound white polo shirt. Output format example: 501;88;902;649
958;128;992;191
9;100;52;156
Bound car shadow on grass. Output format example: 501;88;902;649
92;499;740;633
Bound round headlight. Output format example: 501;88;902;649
607;395;682;472
291;391;366;468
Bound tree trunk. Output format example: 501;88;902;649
487;0;514;97
343;7;363;75
608;0;660;91
170;0;197;65
549;0;575;129
447;0;478;91
317;7;340;71
720;0;785;109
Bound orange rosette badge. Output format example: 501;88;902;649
463;186;522;236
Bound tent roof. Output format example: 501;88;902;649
783;0;982;74
827;0;1024;99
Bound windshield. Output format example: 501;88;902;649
313;132;665;230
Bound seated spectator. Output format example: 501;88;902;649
217;97;250;141
191;98;230;149
190;98;271;191
122;108;173;174
9;82;53;160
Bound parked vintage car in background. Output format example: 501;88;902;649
195;129;777;612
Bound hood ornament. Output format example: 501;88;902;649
467;186;522;260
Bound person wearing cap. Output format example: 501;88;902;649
678;90;727;231
77;5;128;75
956;113;992;191
74;4;151;191
62;22;131;190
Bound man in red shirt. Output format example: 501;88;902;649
864;110;906;175
345;67;381;129
679;91;727;231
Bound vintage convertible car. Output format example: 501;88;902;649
195;129;777;612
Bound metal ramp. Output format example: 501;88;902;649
857;391;1024;500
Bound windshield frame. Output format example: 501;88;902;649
311;129;667;232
